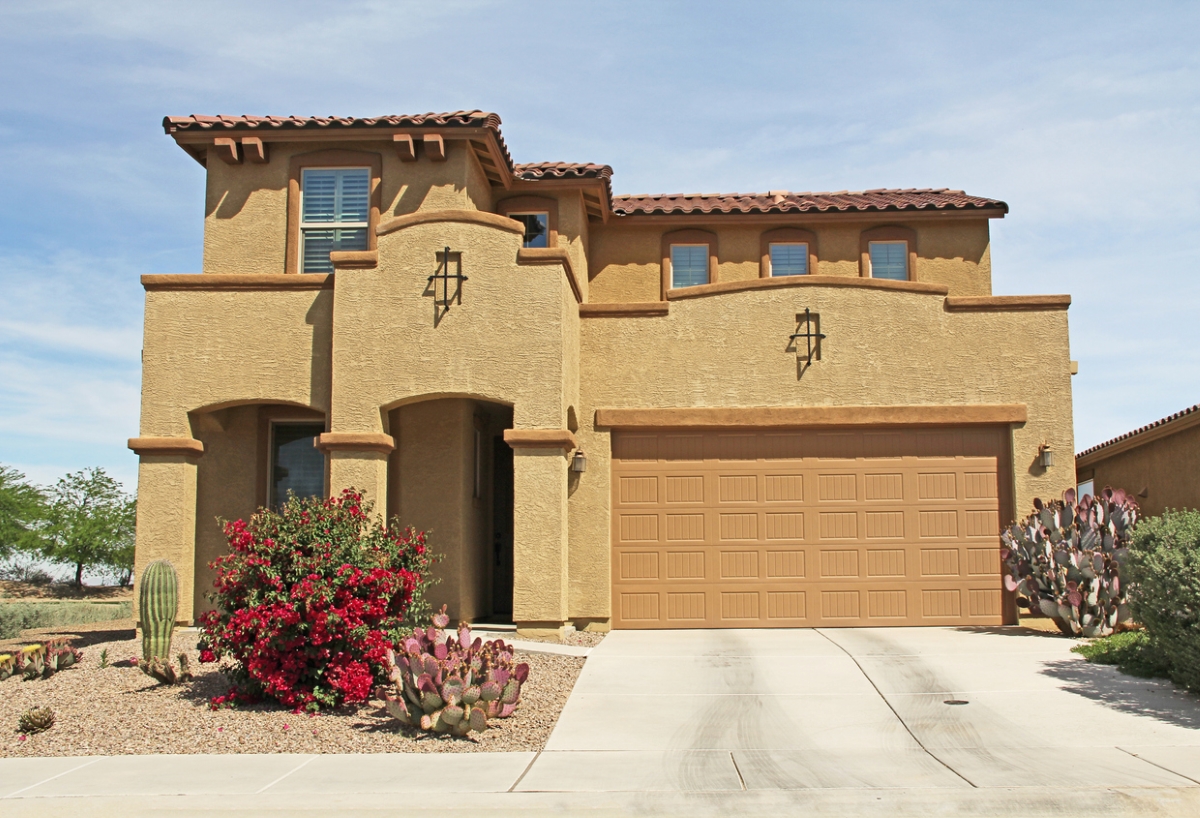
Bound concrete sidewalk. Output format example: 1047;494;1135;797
2;626;1199;816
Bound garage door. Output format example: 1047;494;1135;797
610;427;1011;628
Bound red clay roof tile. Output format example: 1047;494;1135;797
1076;402;1200;460
611;189;1007;216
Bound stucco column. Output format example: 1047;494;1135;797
320;433;395;514
129;438;203;625
506;431;574;638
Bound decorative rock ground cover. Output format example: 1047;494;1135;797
0;622;586;757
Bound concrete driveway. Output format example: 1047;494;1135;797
4;626;1200;816
530;626;1200;797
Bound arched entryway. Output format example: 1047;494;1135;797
384;397;514;623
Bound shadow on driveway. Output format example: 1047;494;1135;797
1038;657;1200;730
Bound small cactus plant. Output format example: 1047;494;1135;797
18;706;55;735
139;559;178;661
377;606;529;736
43;638;81;675
20;645;45;681
0;654;13;681
139;653;194;685
1002;486;1138;637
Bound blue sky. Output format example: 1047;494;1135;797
0;0;1197;494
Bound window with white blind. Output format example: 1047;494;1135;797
300;168;370;273
868;241;908;280
769;243;809;276
671;244;709;288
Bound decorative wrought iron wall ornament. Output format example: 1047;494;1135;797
428;246;468;323
789;308;825;376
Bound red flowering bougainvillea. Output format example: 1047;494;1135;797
198;489;436;712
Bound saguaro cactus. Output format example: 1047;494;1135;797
139;560;178;661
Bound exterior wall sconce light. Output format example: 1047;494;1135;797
1038;442;1054;468
429;246;468;320
571;449;588;473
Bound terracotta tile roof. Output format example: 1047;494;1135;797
162;110;515;173
611;188;1007;216
1076;402;1200;460
515;162;613;182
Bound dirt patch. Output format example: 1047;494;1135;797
0;630;585;757
0;581;133;602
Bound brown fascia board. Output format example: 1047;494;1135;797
1075;409;1200;468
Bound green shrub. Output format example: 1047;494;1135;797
1125;509;1200;694
1072;630;1174;680
0;600;131;639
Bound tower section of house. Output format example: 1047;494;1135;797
131;111;1074;635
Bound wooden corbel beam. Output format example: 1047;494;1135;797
212;137;241;164
394;133;416;161
424;134;446;161
242;136;268;164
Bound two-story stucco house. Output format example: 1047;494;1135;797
130;110;1074;636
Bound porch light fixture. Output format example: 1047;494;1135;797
1038;442;1054;468
571;449;588;473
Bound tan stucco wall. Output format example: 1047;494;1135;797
568;287;1073;621
139;289;332;437
1079;423;1200;517
132;456;198;625
586;219;992;302
190;406;260;619
203;140;493;275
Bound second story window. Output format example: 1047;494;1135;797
769;243;809;276
671;245;709;288
868;241;908;280
300;168;370;273
510;212;550;248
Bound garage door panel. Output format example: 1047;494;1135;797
611;427;1009;629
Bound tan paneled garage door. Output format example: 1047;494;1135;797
610;427;1012;628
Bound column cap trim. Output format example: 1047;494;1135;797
503;429;577;450
128;437;205;457
316;432;396;454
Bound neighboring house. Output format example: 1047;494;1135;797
1075;403;1200;517
130;110;1074;635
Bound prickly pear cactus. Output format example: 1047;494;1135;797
377;605;530;736
0;654;12;681
139;559;178;661
1001;486;1138;637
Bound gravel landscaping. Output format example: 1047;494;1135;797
1;623;586;757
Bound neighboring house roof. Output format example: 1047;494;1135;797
1076;402;1200;465
611;189;1008;216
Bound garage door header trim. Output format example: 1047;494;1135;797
596;404;1027;429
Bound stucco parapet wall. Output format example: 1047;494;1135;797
330;250;378;269
128;437;205;458
580;302;670;317
944;295;1072;312
516;247;582;303
376;209;524;237
665;275;950;301
595;405;1028;429
1075;409;1200;468
316;433;396;454
141;274;333;291
503;429;577;450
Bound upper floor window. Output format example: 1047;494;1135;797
510;212;550;248
868;241;908;280
300;167;370;273
670;245;709;288
269;422;326;507
769;243;809;276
